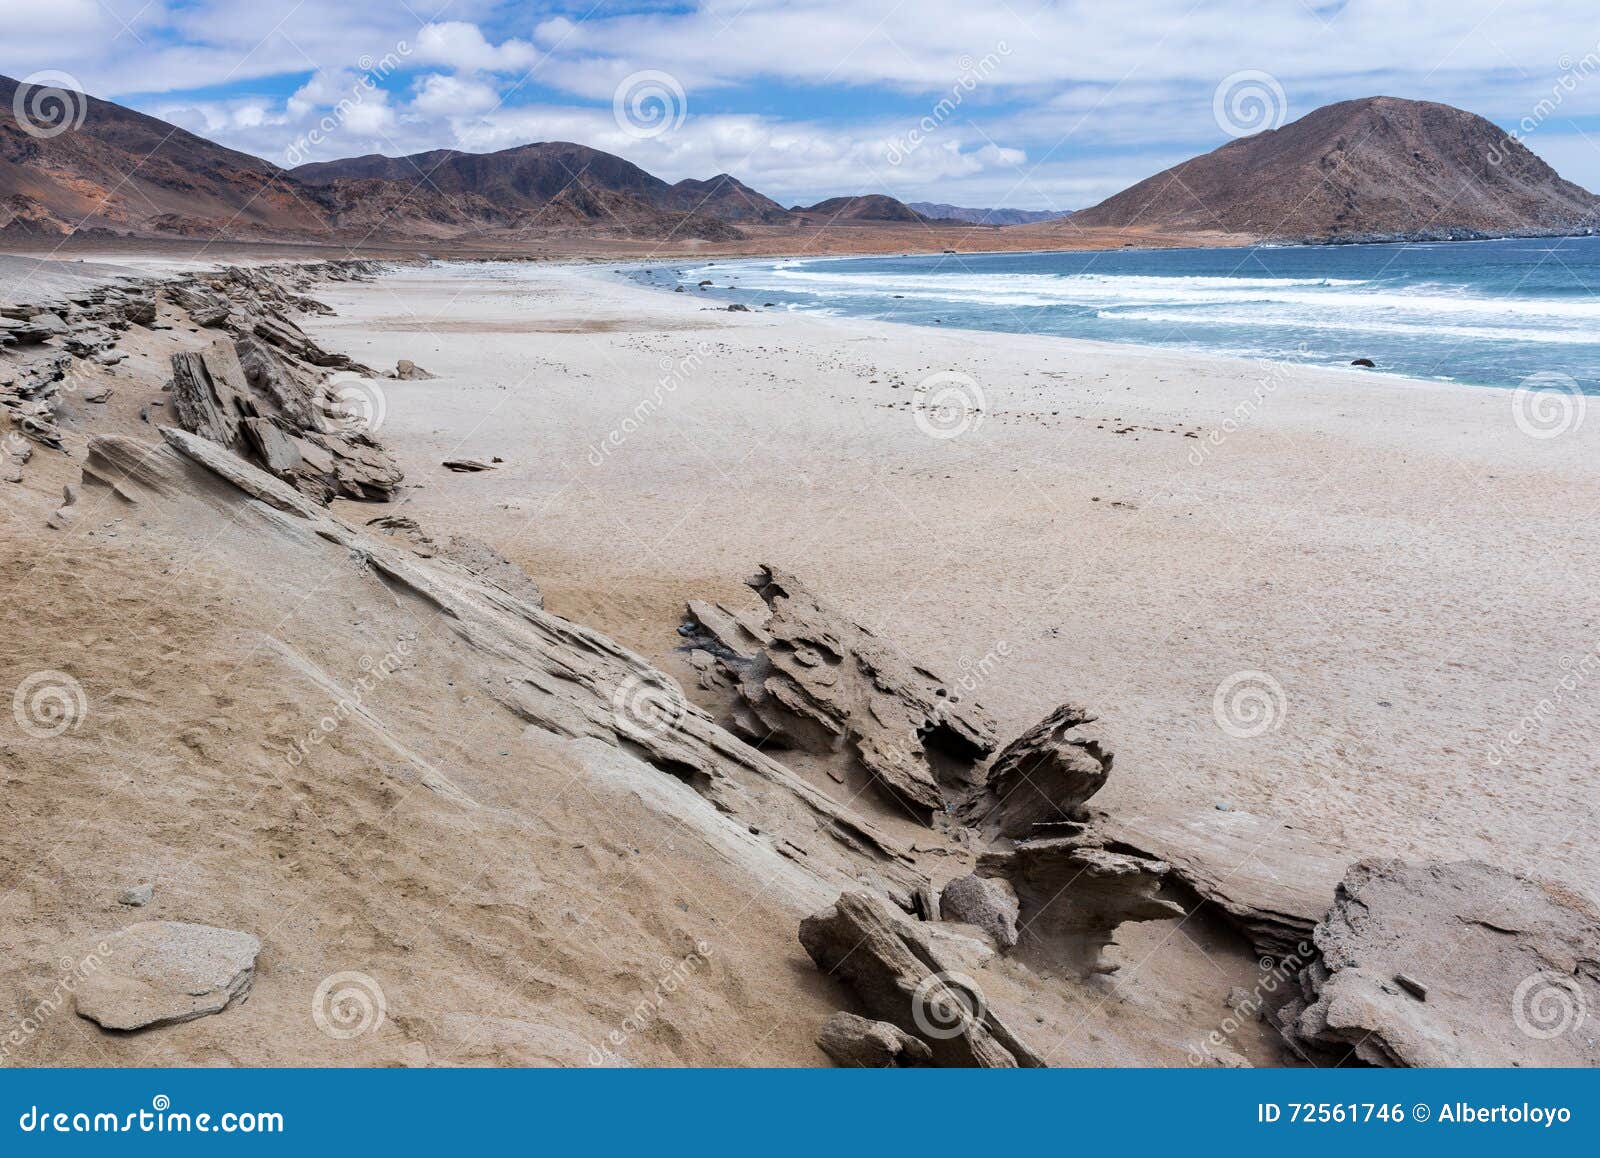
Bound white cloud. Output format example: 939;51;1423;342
412;73;501;117
8;0;1600;206
413;21;538;73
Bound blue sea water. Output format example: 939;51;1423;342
630;236;1600;390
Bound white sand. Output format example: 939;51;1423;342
306;261;1600;903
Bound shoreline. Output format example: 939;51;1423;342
596;255;1537;399
2;252;1595;1066
299;261;1600;911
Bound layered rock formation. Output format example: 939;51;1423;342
682;567;998;817
1278;859;1600;1066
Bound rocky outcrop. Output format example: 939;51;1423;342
957;703;1111;839
367;515;545;610
683;566;999;817
815;1011;933;1067
1098;809;1346;959
81;428;924;913
978;823;1184;974
75;922;260;1030
1277;859;1600;1066
168;336;401;502
799;890;1043;1068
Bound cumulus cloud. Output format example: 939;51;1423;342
4;0;1599;206
413;21;538;73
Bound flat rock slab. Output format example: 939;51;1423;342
76;921;261;1031
1282;860;1600;1066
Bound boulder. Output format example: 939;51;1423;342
392;359;437;380
121;296;157;327
799;890;1043;1067
117;884;154;907
1279;859;1600;1066
939;872;1020;950
958;703;1111;839
816;1011;933;1067
75;921;260;1030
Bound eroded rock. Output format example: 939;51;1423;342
958;703;1112;839
799;890;1042;1067
816;1011;933;1067
1279;859;1600;1066
686;566;999;818
75;921;260;1030
978;822;1184;974
168;338;401;503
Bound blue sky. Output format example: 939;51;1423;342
5;0;1600;209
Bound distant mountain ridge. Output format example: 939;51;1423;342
790;195;928;222
3;77;1595;248
1069;96;1600;242
909;202;1069;225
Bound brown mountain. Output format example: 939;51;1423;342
0;79;737;241
1070;96;1600;242
294;143;760;235
0;73;337;238
791;195;928;223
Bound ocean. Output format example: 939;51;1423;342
630;236;1600;391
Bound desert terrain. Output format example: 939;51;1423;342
1;250;1596;1068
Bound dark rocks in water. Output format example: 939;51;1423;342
727;303;750;312
958;703;1111;839
1350;357;1376;368
1277;859;1600;1067
815;1011;932;1067
799;890;1043;1067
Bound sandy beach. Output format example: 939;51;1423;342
308;262;1600;893
4;252;1596;1070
